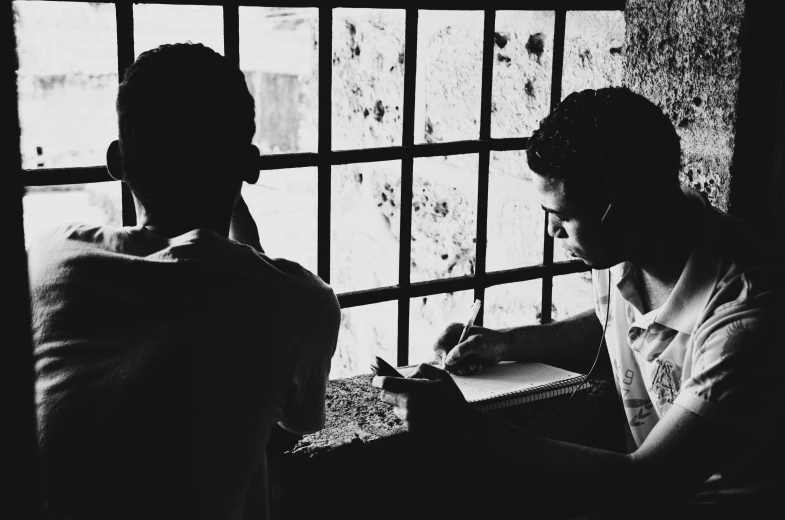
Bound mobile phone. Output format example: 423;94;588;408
370;355;405;378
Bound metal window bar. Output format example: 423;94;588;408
396;9;418;366
15;1;629;367
318;7;332;284
472;9;496;328
116;2;136;226
540;8;567;325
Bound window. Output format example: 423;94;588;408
15;1;625;379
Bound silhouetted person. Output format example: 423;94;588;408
29;43;339;520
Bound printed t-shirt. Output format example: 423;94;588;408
592;187;782;507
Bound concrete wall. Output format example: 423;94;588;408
624;0;784;247
623;0;745;212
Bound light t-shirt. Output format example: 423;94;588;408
592;187;782;507
28;223;340;520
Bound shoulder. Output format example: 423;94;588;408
685;187;780;304
193;237;339;317
27;222;123;268
260;256;339;312
690;197;782;346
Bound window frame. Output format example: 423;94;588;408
19;0;624;367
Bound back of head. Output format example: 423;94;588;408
525;86;682;213
117;43;255;207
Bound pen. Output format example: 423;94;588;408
457;299;482;345
442;299;482;369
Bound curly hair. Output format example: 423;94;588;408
116;43;255;202
525;86;681;209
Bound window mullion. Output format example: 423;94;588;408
116;2;136;227
317;7;332;284
338;260;587;309
540;8;566;324
397;8;418;367
222;5;239;68
473;9;496;327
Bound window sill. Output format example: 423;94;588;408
289;374;406;459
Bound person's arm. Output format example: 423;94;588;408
374;363;739;517
249;291;340;518
278;289;340;434
436;308;602;374
500;308;603;372
465;396;735;516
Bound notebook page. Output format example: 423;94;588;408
449;361;582;403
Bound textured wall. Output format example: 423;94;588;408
623;0;745;211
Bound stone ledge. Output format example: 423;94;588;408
289;373;406;459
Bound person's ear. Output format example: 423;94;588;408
106;140;124;182
241;144;260;185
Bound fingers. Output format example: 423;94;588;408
372;375;431;394
409;362;449;380
432;322;466;355
443;335;482;368
450;361;481;376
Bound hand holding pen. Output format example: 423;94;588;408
432;299;508;375
435;299;482;372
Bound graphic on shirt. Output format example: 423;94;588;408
627;327;643;343
627;324;677;354
650;358;681;408
623;397;654;427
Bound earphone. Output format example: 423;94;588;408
595;89;615;228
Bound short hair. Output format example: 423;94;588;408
525;86;681;207
116;43;255;203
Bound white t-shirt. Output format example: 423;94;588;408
28;223;340;520
592;187;783;508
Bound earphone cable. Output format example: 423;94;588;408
545;271;612;434
567;271;611;401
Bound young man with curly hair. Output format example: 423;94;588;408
374;87;781;519
28;43;339;520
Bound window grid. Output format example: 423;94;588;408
396;9;417;365
116;2;136;227
541;8;567;324
19;1;625;367
472;10;495;329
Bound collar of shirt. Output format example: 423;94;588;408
614;187;724;336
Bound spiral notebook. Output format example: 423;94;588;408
448;361;585;412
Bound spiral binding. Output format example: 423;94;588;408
473;376;585;412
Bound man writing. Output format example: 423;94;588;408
374;87;781;519
29;43;339;520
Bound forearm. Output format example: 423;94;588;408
466;407;635;516
499;309;603;373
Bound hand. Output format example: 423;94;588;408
373;363;476;444
230;195;264;253
433;323;507;375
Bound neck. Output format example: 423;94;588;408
628;189;696;293
134;197;232;239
